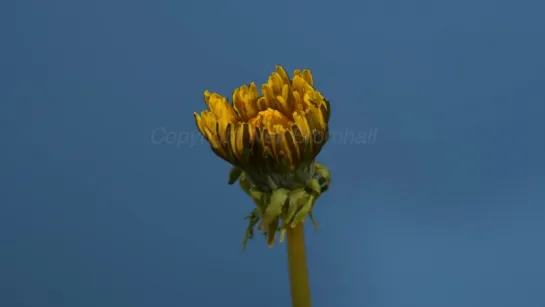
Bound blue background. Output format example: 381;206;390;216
2;0;545;306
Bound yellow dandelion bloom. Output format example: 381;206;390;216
193;66;331;248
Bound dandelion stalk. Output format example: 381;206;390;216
287;224;312;307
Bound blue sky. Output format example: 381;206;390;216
2;0;545;306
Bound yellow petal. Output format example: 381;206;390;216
229;122;239;160
275;84;293;117
261;83;275;105
270;129;292;168
217;119;230;145
292;74;314;94
259;67;292;115
193;112;204;138
196;111;226;153
256;96;270;112
261;81;279;111
282;129;299;168
232;83;259;121
249;109;291;132
302;69;313;86
271;73;284;92
230;122;254;161
292;91;306;114
305;106;326;131
204;91;238;123
292;111;311;138
275;66;290;84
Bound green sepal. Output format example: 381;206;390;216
266;218;279;247
239;173;252;196
242;209;261;251
318;177;329;193
314;166;330;186
291;194;315;228
285;189;307;226
249;188;267;214
228;167;243;185
249;188;263;202
307;178;322;196
262;188;289;226
279;227;286;243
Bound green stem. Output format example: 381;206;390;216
286;223;312;307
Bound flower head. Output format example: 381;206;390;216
194;66;331;248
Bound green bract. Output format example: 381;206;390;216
230;162;331;249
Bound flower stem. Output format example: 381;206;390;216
286;223;312;307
